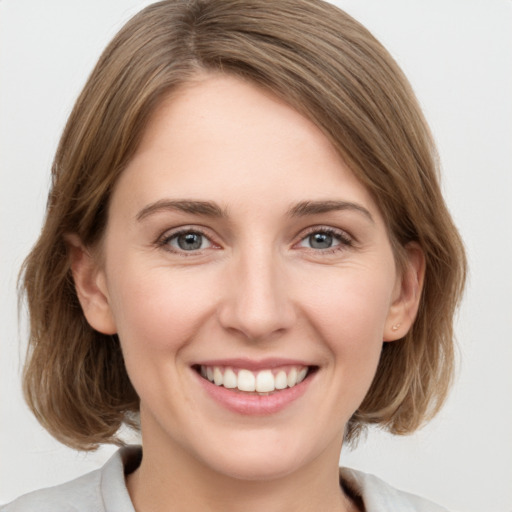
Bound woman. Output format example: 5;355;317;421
4;0;466;510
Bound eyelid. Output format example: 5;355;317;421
156;225;220;255
294;225;354;252
154;224;355;256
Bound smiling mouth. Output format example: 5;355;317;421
193;365;318;395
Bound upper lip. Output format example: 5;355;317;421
192;358;315;371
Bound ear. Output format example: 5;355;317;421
65;234;117;335
383;242;425;342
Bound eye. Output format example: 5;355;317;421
302;232;338;250
161;230;213;252
297;228;352;251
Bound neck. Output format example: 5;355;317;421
127;429;359;512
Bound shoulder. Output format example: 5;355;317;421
0;446;141;512
340;467;451;512
0;468;102;512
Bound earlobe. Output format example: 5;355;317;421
65;234;117;335
384;242;425;342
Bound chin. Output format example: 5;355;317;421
208;451;305;482
193;429;314;482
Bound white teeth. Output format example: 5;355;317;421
213;367;223;386
275;370;288;390
297;367;308;384
223;368;237;389
287;367;298;387
237;369;256;392
255;370;274;392
199;365;310;394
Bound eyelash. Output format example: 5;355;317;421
298;226;354;254
157;227;214;256
156;226;354;256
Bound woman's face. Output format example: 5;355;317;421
78;74;419;480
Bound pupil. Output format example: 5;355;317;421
178;233;202;250
310;233;332;249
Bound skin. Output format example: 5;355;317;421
70;74;424;512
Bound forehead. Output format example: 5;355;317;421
110;73;381;223
138;73;342;166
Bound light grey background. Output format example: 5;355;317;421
1;1;511;511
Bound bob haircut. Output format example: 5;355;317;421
20;0;466;450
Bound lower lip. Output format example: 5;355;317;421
194;369;314;416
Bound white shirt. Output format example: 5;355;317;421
1;446;451;511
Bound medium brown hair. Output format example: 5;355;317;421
20;0;466;449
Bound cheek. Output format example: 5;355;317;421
298;263;395;359
107;263;218;357
105;264;222;410
314;272;395;413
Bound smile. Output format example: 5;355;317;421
197;365;310;394
192;361;318;415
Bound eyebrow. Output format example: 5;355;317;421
287;200;374;222
135;198;374;223
136;199;227;221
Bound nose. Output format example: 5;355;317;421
217;247;296;342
